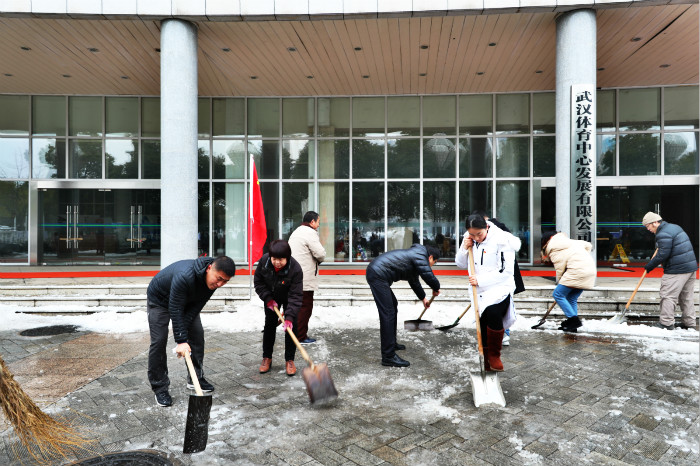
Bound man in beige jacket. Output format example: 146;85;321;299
288;211;326;344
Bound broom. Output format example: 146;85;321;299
1;354;94;464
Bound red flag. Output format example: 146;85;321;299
249;161;267;269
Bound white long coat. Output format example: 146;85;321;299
455;221;521;329
288;225;326;291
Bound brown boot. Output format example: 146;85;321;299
486;327;505;372
285;360;297;376
259;357;272;373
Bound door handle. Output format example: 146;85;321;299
137;205;143;249
128;205;135;249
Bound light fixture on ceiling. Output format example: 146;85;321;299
597;67;605;71
62;74;71;78
535;70;543;74
88;47;99;52
121;76;129;79
155;48;161;52
659;64;670;68
631;37;641;42
419;73;427;77
4;73;13;77
287;47;297;52
488;42;496;47
354;47;362;51
250;76;258;80
476;72;484;75
306;75;313;79
222;48;231;52
20;46;31;51
362;75;369;79
420;45;429;50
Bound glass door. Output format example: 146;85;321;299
105;189;160;265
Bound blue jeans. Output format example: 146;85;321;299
552;284;584;318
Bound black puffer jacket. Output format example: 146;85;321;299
646;221;698;274
147;257;216;344
254;254;304;321
366;244;440;300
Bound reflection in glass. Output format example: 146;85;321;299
106;139;137;178
318;98;350;137
213;182;247;262
0;95;29;135
283;98;314;138
353;97;384;137
142;140;160;179
198;182;210;257
282;182;315;238
496;137;529;177
664;86;699;130
283;140;315;179
664;132;699;175
388;96;420;136
423;181;456;260
0;138;29;178
458;181;492;228
319;182;349;262
0;180;28;263
423;96;456;136
248;99;279;138
259;182;279;253
619;133;660;176
142;98;160;137
387;182;419;251
198;98;211;138
352;182;384;261
69;140;102;178
352;139;384;178
70;96;102;137
198;140;210;179
532;93;555;134
318;139;349;179
249;140;279;179
533;136;555;177
596;134;616;176
33;96;65;136
213;98;245;137
424;136;457;178
496;180;530;261
619;88;659;131
496;94;529;134
32;138;65;178
459;94;492;136
459;138;492;178
387;139;419;178
106;97;138;137
213;140;246;179
597;90;615;132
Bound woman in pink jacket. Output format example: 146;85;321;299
541;231;596;332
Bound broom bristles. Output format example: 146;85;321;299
1;355;96;464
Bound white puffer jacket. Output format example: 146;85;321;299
288;225;326;291
544;233;596;289
455;221;521;328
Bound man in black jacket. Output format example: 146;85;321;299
366;244;441;367
642;212;698;330
147;255;235;407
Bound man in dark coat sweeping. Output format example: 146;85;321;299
366;244;441;367
147;255;236;407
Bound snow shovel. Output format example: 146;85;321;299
404;295;436;331
467;247;506;408
610;248;658;324
436;304;471;331
183;352;212;454
273;306;338;404
531;302;558;329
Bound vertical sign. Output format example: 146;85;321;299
570;84;596;247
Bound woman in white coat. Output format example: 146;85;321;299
541;231;596;332
455;214;521;372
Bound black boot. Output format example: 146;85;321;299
394;343;406;351
381;354;410;367
559;317;579;333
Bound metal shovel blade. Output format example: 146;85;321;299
183;393;212;453
403;319;434;331
302;363;339;405
469;371;506;408
609;313;628;324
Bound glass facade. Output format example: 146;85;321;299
0;86;697;265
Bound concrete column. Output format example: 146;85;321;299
555;9;596;236
160;19;199;268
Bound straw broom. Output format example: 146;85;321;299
1;354;94;464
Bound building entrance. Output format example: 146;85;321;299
38;189;160;265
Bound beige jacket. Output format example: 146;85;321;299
288;225;326;291
544;233;596;289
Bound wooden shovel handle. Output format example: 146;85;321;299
417;295;436;320
457;304;472;320
273;306;314;368
467;247;484;358
184;352;203;396
626;248;658;310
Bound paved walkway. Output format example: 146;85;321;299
1;319;698;465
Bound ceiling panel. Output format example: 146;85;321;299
0;4;696;97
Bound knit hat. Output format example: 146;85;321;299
642;212;662;225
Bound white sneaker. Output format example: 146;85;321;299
502;333;510;346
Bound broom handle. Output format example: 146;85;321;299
417;295;436;320
273;306;314;369
184;352;203;396
626;248;658;311
467;247;484;359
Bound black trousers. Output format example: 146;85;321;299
367;271;400;359
262;307;297;361
480;295;510;346
147;301;205;394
